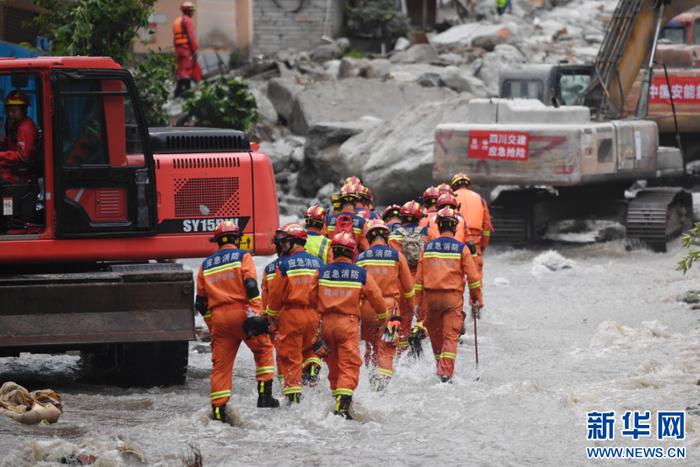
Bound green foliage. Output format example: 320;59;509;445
344;49;367;59
183;77;258;132
678;221;700;274
132;52;175;127
345;0;410;41
33;0;156;65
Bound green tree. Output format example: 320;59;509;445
183;77;258;132
33;0;156;65
678;221;700;274
345;0;410;41
132;51;175;126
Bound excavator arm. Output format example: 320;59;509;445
581;0;700;118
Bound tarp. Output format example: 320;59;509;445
0;381;62;424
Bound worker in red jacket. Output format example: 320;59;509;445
173;1;200;97
195;221;279;423
0;91;38;184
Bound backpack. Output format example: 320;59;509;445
334;213;355;236
397;226;423;268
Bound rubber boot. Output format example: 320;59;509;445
212;404;228;423
286;393;301;405
301;363;321;386
256;380;280;408
334;395;353;420
439;375;452;384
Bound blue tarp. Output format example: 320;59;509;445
0;41;42;59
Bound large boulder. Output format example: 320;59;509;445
474;44;527;95
439;66;490;96
287;78;455;135
431;23;512;48
338;96;474;204
390;44;439;64
359;58;393;79
296;119;382;196
267;77;303;123
250;86;278;124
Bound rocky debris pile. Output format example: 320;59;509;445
209;0;613;206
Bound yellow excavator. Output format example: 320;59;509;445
435;0;700;251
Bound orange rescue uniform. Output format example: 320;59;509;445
196;245;275;407
324;210;369;252
415;236;482;379
356;244;415;379
310;257;388;399
173;14;198;80
454;187;493;273
265;248;323;397
426;213;468;244
261;258;283;383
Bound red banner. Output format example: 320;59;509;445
468;130;529;161
649;76;700;104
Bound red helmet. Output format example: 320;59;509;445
357;184;373;203
339;183;360;204
181;1;195;12
436;206;459;224
305;204;326;223
274;223;308;244
331;231;356;252
209;220;240;243
343;176;363;186
5;91;29;107
382;204;401;222
436;183;453;195
451;172;472;190
365;219;390;239
437;193;459;209
423;186;440;204
400;200;422;219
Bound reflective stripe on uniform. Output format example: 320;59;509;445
265;306;280;318
210;390;232;400
403;287;415;298
203;310;212;319
302;357;323;368
376;368;394;378
414;283;423;291
203;261;241;276
483;230;491;237
439;352;456;360
319;279;362;289
398;340;409;348
468;281;481;289
333;388;353;397
287;268;317;277
423;252;461;260
356;259;396;267
283;386;302;395
266;273;276;281
250;295;262;302
377;310;389;320
256;366;275;376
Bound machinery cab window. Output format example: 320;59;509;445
0;73;44;235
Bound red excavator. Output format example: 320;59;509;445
0;57;279;386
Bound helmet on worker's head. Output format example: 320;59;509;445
273;223;308;246
365;219;390;242
330;192;342;211
209;220;241;245
5;90;29;108
357;184;373;204
343;176;363;186
382;204;401;222
436;183;453;196
450;172;471;190
436;207;459;233
304;204;326;229
437;193;459;210
331;231;356;258
400;200;422;223
180;1;195;13
339;183;360;206
423;186;440;206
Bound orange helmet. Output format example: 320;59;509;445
339;183;361;204
358;184;373;203
209;220;240;243
451;172;471;190
273;222;308;244
5;91;29;108
305;204;326;223
436;206;459;224
437;193;459;209
331;231;356;252
382;204;401;222
365;219;390;239
423;186;440;205
181;1;195;12
436;183;453;195
343;176;363;186
400;201;422;220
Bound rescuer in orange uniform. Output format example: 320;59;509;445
195;221;279;423
436;182;453;196
0;91;38;184
260;256;283;385
265;224;324;402
382;204;402;229
173;1;199;98
415;207;483;382
355;185;380;220
426;193;467;243
419;186;440;230
310;232;388;418
451;173;493;275
304;204;331;263
356;220;415;390
324;184;369;252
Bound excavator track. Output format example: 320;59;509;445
490;189;552;246
625;188;692;252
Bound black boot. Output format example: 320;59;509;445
257;380;280;408
302;363;321;386
334;395;353;420
174;78;191;98
286;393;301;405
212;404;228;423
439;375;452;384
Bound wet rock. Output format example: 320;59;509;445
390;44;439;64
532;251;576;274
267;78;303;123
394;37;411;52
440;66;489;95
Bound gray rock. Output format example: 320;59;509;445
431;23;513;48
251;87;278;124
336;37;351;53
679;290;700;304
267;78;303;123
338;57;359;79
259;138;296;173
288;78;455;135
471;34;507;52
338;96;473;204
437;53;465;65
291;146;304;167
394;37;411;52
417;72;442;87
439;66;489;96
475;44;527;94
310;43;341;63
386;63;448;83
360;58;392;79
390;44;439;64
316;182;336;199
296;120;383;196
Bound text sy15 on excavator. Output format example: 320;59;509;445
0;57;279;386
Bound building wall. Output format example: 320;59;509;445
252;0;345;56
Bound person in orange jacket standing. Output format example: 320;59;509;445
265;224;324;402
0;91;38;184
310;232;389;418
173;1;200;97
426;193;468;243
195;221;279;423
451;173;493;275
357;220;416;390
419;186;440;231
414;207;483;383
324;183;369;252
